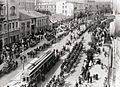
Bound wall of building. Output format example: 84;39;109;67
36;16;50;32
20;19;31;38
2;19;20;45
38;2;56;14
18;0;35;11
1;0;20;45
56;1;74;16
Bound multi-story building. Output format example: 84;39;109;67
85;0;96;12
0;0;5;53
19;10;50;38
2;0;20;45
85;0;112;13
95;1;112;12
56;0;85;16
18;0;36;11
37;2;56;14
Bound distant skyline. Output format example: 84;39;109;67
39;0;112;2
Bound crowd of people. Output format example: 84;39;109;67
0;34;45;76
73;18;114;87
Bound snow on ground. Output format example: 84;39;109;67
115;37;120;87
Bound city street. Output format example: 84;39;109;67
2;18;114;87
0;0;116;87
2;23;86;87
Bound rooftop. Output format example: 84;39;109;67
19;10;47;20
49;14;71;23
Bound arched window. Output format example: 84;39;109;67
10;6;16;16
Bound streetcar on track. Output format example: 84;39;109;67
5;49;59;87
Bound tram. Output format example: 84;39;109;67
5;49;59;87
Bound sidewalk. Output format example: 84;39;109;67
113;38;120;87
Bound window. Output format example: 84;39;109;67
62;10;64;13
62;6;64;9
4;24;6;30
16;22;18;28
10;6;16;16
21;23;25;30
65;10;67;14
23;77;25;81
32;19;34;23
12;23;14;29
39;20;41;25
65;6;67;8
27;22;30;28
27;77;29;82
9;23;11;29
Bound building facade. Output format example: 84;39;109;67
19;10;50;38
37;2;56;14
18;0;36;11
0;0;5;53
2;0;20;45
56;0;85;16
85;0;112;13
85;0;96;12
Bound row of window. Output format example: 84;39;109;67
37;18;47;26
40;8;56;12
21;21;30;30
4;22;18;31
62;10;67;14
39;5;56;8
62;5;67;9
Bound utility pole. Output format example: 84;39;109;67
6;0;10;44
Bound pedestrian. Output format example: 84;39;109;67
16;61;18;68
90;76;92;83
23;55;27;62
79;76;82;84
20;56;23;63
75;81;78;87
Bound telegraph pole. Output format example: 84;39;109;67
6;0;10;44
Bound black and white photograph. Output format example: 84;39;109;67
0;0;118;87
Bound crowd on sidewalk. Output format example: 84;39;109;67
0;34;45;75
74;18;113;87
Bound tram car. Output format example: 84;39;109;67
5;49;59;87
